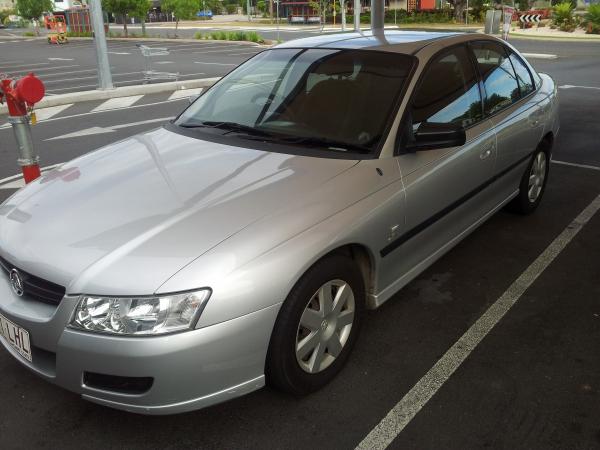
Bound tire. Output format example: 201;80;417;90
265;254;365;395
507;146;549;215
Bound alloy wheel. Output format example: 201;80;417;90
528;151;547;203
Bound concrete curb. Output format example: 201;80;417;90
2;35;274;46
509;31;600;40
0;77;220;115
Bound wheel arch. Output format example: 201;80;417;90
540;131;554;154
296;243;378;309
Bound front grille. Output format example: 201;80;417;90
0;256;66;305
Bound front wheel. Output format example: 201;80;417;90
266;255;365;395
507;147;549;215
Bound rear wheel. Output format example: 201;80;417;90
266;255;365;395
507;147;549;215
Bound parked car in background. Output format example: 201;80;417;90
0;31;558;414
196;10;213;18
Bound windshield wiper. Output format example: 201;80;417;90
179;121;271;137
269;136;373;154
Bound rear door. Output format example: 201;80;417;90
380;44;497;289
469;41;545;191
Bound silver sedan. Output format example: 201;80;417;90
0;31;558;414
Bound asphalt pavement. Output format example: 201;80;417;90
0;36;262;94
0;34;599;449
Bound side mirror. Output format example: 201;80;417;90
405;122;466;152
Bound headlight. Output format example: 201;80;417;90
69;289;211;336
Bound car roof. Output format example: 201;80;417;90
275;30;469;54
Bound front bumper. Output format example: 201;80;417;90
0;275;281;415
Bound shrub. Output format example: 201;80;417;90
66;30;93;37
552;1;575;30
585;4;600;33
22;31;35;36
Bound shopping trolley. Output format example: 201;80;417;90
136;44;179;83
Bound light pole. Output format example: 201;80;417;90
275;0;280;42
89;0;113;90
354;0;360;32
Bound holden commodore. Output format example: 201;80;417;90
0;31;558;414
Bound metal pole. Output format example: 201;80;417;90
354;0;360;31
371;0;384;30
89;0;113;90
9;116;40;183
276;0;280;42
247;0;252;21
466;0;468;25
341;0;346;31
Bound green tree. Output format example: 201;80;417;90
161;0;198;36
15;0;53;35
102;0;151;37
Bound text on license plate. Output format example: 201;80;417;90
0;313;32;362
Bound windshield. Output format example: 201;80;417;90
175;48;414;155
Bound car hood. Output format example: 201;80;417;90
0;127;358;295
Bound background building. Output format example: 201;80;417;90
52;0;88;12
0;0;15;11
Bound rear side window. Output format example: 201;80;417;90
508;52;535;97
410;45;483;130
471;42;520;115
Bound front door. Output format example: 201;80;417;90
379;44;498;293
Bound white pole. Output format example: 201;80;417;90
354;0;360;31
89;0;113;90
276;0;280;42
341;0;346;31
371;0;384;30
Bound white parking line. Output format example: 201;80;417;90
43;71;141;84
0;62;50;70
191;47;257;55
38;68;106;79
194;61;237;66
559;84;600;90
552;159;600;171
6;64;80;75
168;88;203;100
356;193;600;450
44;72;207;93
227;52;261;57
32;104;74;121
0;98;186;130
521;53;558;60
108;51;131;55
0;164;62;189
92;95;144;112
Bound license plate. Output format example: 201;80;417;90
0;313;32;362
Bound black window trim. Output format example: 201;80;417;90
395;42;486;156
466;40;540;123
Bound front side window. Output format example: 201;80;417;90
409;45;483;132
176;49;414;155
471;42;520;115
508;52;535;97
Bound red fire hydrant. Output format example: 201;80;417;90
0;73;45;183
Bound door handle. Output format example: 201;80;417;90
480;144;494;160
529;114;540;127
